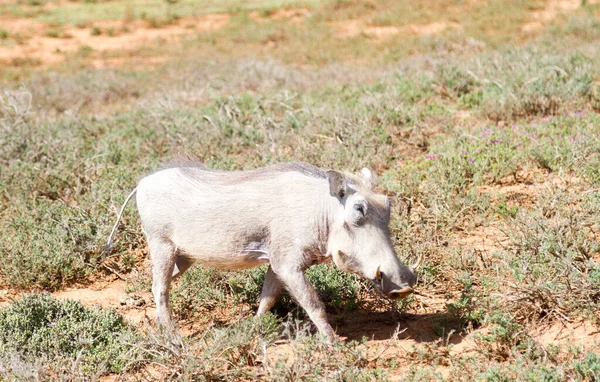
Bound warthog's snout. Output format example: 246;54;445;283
387;286;414;300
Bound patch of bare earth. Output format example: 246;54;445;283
0;13;230;67
52;278;156;326
531;319;600;354
478;169;585;207
478;177;540;210
331;20;460;40
457;224;509;256
529;319;600;362
0;279;10;308
522;0;581;32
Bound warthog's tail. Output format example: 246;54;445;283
101;187;138;262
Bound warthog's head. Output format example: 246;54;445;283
325;168;417;300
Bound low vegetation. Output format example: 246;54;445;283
0;294;135;378
1;0;600;380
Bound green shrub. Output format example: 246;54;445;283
305;264;360;313
2;200;98;290
171;263;361;320
171;266;233;319
0;293;135;375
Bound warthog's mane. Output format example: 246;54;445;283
165;160;327;181
162;159;376;197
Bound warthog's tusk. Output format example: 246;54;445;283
411;254;424;271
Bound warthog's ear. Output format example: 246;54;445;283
361;168;376;189
326;170;347;199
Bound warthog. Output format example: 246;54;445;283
104;162;417;341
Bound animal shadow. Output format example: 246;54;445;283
334;310;466;345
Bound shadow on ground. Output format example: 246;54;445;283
335;310;464;344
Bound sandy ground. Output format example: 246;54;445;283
330;19;462;40
0;13;229;67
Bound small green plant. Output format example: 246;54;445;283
459;90;483;109
572;352;600;380
495;199;519;218
483;311;522;345
446;278;484;329
589;266;600;288
78;45;94;56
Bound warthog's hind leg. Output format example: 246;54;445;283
256;265;283;315
149;238;177;331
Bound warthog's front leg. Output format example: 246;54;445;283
257;265;283;316
271;262;336;342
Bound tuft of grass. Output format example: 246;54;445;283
10;57;42;67
127;314;282;380
44;28;72;39
90;26;102;36
263;321;387;380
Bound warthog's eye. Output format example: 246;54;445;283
352;202;368;226
354;203;366;216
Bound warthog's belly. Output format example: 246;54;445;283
190;241;270;270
